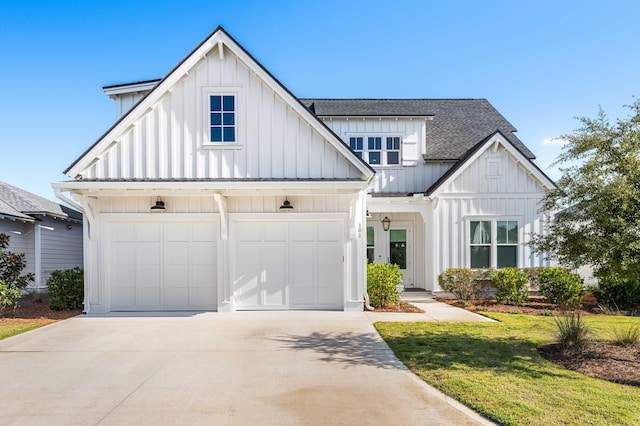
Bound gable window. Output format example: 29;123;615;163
347;134;402;166
469;220;518;268
209;95;236;143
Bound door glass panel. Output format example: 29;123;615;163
389;229;406;269
366;226;375;263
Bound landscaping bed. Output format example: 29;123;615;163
436;295;640;389
1;294;81;327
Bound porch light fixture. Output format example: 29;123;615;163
150;196;166;212
382;216;391;232
279;197;294;210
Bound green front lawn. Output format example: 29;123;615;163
376;314;640;426
0;323;41;340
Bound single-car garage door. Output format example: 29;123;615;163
108;220;217;311
233;220;343;310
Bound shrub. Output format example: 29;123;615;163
367;263;402;308
493;268;529;306
523;267;546;291
438;268;474;300
538;267;584;310
47;268;84;310
592;275;640;311
554;311;591;354
0;233;34;311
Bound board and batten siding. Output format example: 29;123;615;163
81;46;362;182
95;195;352;215
320;118;454;194
432;147;550;286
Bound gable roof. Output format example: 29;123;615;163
0;182;82;222
424;131;554;198
65;26;374;180
299;98;535;160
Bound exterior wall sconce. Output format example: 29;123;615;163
279;197;294;210
382;216;391;231
151;196;166;212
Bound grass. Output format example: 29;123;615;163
375;314;640;426
0;323;42;340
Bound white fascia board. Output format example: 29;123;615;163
67;33;225;178
228;44;375;181
428;133;554;200
102;80;160;97
52;180;370;195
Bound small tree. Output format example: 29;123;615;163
0;233;34;311
493;268;529;306
531;100;640;283
367;262;403;308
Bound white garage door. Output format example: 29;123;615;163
109;221;217;311
233;220;343;310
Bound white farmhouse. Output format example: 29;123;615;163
53;27;554;314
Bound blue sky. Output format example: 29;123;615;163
1;0;638;201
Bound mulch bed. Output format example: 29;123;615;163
370;301;425;313
437;294;640;387
0;295;81;326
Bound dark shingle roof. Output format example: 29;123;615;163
299;99;535;160
0;182;81;222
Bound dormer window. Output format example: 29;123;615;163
348;134;402;166
210;95;236;142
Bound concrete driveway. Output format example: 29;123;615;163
0;310;492;425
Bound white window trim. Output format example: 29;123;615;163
202;86;244;149
465;216;522;269
346;133;404;167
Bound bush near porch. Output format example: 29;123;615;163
366;262;403;308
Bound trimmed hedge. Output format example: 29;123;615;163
47;268;84;311
538;267;584;310
493;268;530;306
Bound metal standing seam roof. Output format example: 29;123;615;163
299;98;536;160
0;182;81;221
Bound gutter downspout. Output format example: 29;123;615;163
364;291;375;311
53;188;90;315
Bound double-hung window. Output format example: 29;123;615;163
386;137;400;165
209;95;236;143
469;219;518;268
367;137;382;165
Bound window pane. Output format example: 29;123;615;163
375;137;381;149
211;127;222;142
387;136;400;150
387;152;399;165
368;137;381;150
350;137;363;150
369;152;381;164
211;113;221;125
223;113;234;125
497;246;517;268
223;95;234;111
389;230;406;269
223;127;235;142
210;95;221;111
367;247;375;263
471;246;490;268
497;221;507;244
367;226;375;246
470;221;491;244
507;221;518;244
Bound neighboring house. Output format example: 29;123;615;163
53;26;554;314
0;182;83;293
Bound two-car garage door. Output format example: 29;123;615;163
232;220;344;310
108;220;217;311
106;217;344;311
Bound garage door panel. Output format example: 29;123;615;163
234;220;343;310
109;220;217;311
